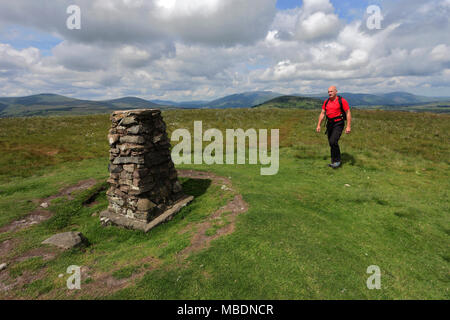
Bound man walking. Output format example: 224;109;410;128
316;86;352;169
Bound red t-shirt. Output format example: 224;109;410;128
322;97;350;121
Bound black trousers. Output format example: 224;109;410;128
326;120;345;163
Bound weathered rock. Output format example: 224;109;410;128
123;164;135;173
113;156;145;165
42;232;88;250
153;134;164;144
0;263;7;271
40;202;49;209
137;199;156;211
108;134;120;146
100;217;112;227
118;143;145;152
108;164;123;174
127;125;144;135
120;170;133;180
120;135;145;144
119;116;137;126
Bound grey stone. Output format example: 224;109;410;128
120;170;133;180
40;202;49;208
119;116;137;126
108;134;120;146
108;164;123;173
42;232;88;250
100;217;112;227
137;199;156;211
129;183;154;195
153;134;164;144
0;263;7;271
123;164;135;173
120;135;145;144
127;125;144;135
109;196;125;206
113;156;145;165
118;143;145;152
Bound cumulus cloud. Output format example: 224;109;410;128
294;0;340;41
296;11;340;41
0;0;449;99
0;44;40;71
0;0;277;46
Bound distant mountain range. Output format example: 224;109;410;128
0;91;449;118
303;92;450;107
0;94;173;118
150;91;283;109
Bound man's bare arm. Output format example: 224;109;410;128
316;110;326;133
345;109;352;134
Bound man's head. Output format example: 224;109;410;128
328;86;338;100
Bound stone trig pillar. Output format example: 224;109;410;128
100;109;193;232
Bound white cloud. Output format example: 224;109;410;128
296;11;340;41
0;0;277;46
431;44;450;62
0;44;40;70
0;0;449;99
302;0;334;15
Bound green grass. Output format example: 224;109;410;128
8;257;47;278
0;108;449;299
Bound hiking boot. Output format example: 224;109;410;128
329;162;341;169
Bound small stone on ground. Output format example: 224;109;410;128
42;232;87;250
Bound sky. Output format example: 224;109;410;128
0;0;449;101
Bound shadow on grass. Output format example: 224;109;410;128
341;153;356;166
181;178;211;198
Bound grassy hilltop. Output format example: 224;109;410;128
0;108;449;299
253;96;322;109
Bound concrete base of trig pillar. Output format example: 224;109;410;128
100;109;193;233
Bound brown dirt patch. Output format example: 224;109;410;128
0;238;21;259
14;246;61;263
178;169;233;190
178;195;248;259
0;267;48;299
176;169;249;260
29;178;98;205
0;242;60;298
0;179;98;234
0;210;52;233
68;256;161;299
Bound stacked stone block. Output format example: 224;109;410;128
103;109;187;230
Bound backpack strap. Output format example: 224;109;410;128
338;96;347;120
